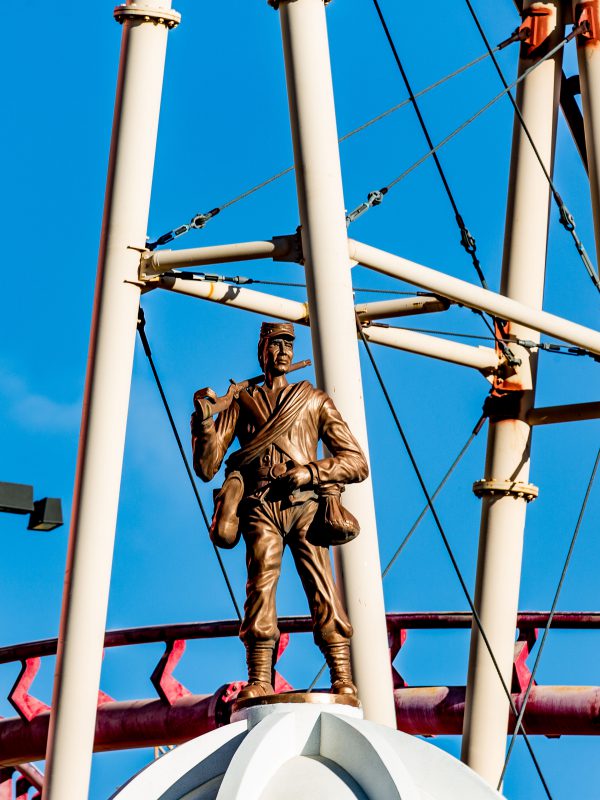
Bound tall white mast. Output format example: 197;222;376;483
43;3;180;797
461;0;565;784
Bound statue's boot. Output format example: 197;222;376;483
236;641;275;701
323;641;357;697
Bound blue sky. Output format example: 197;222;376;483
1;1;599;797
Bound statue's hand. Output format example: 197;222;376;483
275;465;312;492
193;386;218;420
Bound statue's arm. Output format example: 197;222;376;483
191;400;239;482
313;396;369;486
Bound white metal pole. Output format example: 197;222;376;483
158;277;497;371
461;2;564;785
573;0;600;276
348;239;600;354
43;4;179;798
158;275;310;320
276;0;396;725
140;235;298;276
362;324;498;374
356;295;450;320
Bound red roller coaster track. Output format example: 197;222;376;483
1;611;599;773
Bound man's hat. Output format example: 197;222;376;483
257;322;295;367
258;322;295;342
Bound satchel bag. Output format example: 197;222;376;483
210;470;244;549
308;484;360;547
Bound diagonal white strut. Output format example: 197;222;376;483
276;0;396;725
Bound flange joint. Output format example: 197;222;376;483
472;479;539;502
114;3;181;28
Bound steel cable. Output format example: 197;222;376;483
382;414;486;578
498;446;600;788
137;308;243;620
463;0;600;295
369;0;490;289
306;414;486;693
375;27;579;195
355;315;553;799
147;47;504;250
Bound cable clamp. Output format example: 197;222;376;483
497;25;530;50
147;208;221;251
473;479;539;502
558;202;575;232
346;189;387;227
190;208;221;230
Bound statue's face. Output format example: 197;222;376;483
262;335;294;376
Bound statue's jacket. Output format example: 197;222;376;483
191;380;368;500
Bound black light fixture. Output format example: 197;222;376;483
0;481;63;532
28;498;64;532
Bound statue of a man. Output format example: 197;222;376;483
191;321;368;702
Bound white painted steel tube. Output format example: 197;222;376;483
362;325;498;374
348;239;600;355
158;276;309;321
278;0;396;725
355;295;450;320
141;236;298;276
43;4;178;798
461;2;564;785
159;279;498;373
574;1;600;274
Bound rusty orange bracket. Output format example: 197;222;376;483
575;2;600;40
8;659;50;722
519;6;556;53
150;640;192;706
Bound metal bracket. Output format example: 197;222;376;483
150;640;192;706
519;4;557;53
388;627;408;689
268;0;332;8
513;628;538;693
9;658;51;722
272;232;304;264
574;1;600;41
472;479;539;502
482;390;524;423
114;3;181;28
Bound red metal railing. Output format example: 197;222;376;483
1;612;599;776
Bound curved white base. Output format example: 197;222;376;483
111;701;504;800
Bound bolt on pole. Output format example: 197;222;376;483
276;0;396;726
461;0;565;786
43;3;179;798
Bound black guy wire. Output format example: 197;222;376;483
370;0;489;290
147;45;507;251
355;314;553;799
463;0;600;295
137;308;243;621
307;416;486;692
380;27;578;194
382;414;486;578
499;446;600;788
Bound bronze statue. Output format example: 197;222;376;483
191;322;368;702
